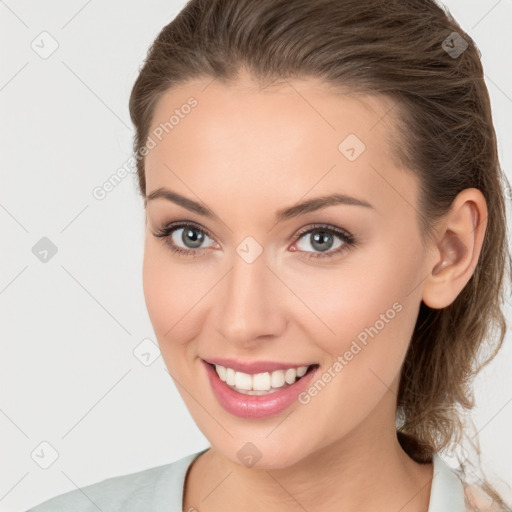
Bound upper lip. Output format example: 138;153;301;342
203;358;316;375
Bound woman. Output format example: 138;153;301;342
26;0;511;510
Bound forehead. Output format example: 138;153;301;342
144;76;418;221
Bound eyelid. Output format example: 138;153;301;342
156;220;215;240
293;223;355;242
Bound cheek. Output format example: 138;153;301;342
296;244;420;373
292;257;420;437
142;241;204;352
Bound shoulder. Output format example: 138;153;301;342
463;484;512;512
24;450;206;512
431;454;511;512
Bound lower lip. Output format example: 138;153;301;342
203;361;318;419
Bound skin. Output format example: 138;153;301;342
142;72;488;512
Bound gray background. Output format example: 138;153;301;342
1;1;511;510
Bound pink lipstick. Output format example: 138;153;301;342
202;359;319;418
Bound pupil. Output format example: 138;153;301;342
312;231;332;252
183;228;204;248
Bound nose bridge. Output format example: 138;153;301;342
215;247;285;344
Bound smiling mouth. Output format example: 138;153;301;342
206;362;319;395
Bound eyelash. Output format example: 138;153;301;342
152;221;357;260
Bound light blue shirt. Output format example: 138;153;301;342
25;449;467;511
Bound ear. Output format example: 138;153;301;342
422;188;488;309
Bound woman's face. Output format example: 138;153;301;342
143;75;431;468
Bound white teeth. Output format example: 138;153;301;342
213;364;311;394
226;367;236;386
297;366;308;377
284;368;297;384
235;371;252;390
270;369;285;388
216;365;227;382
253;372;271;391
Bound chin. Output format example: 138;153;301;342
214;436;313;470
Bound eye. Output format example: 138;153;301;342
153;221;357;260
153;221;217;257
291;223;357;259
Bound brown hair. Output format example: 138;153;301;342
129;0;511;507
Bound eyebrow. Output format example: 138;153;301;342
145;187;374;223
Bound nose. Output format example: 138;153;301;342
215;252;287;348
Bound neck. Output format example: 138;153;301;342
184;405;433;512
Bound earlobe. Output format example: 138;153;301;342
422;188;488;309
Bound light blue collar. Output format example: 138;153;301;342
428;453;467;511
